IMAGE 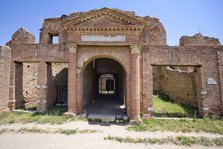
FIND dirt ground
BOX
[0,121,222,149]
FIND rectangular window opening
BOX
[52,36,59,44]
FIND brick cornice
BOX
[62,8,146,31]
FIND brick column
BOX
[217,51,223,115]
[8,62,16,111]
[37,61,48,112]
[65,44,77,116]
[130,44,142,123]
[76,74,83,113]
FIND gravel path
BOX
[0,121,222,149]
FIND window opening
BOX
[98,74,115,95]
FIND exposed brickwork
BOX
[22,63,38,108]
[66,44,77,115]
[142,45,222,117]
[154,66,200,108]
[217,50,223,116]
[36,62,48,112]
[77,46,132,115]
[6,28,35,47]
[180,33,221,46]
[0,46,11,111]
[1,8,222,119]
[130,45,141,121]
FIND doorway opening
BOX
[152,65,201,117]
[83,58,126,116]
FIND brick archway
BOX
[76,50,131,115]
[81,57,127,115]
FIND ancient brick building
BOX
[0,8,223,120]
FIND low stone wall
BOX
[0,46,11,111]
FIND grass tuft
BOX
[153,92,197,118]
[104,135,223,146]
[128,118,223,134]
[0,127,97,135]
[0,107,86,125]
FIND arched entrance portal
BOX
[82,58,126,115]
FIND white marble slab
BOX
[81,35,126,42]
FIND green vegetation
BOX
[59,128,97,135]
[0,127,97,135]
[128,118,223,134]
[0,107,86,125]
[104,135,223,146]
[153,92,197,118]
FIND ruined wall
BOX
[155,66,200,107]
[23,63,38,108]
[0,46,11,111]
[143,17,166,45]
[6,28,35,47]
[142,45,223,117]
[180,33,221,46]
[20,63,68,109]
[152,66,161,91]
[217,50,223,116]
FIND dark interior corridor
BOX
[83,58,126,115]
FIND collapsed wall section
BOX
[22,63,38,108]
[0,46,11,111]
[153,66,200,107]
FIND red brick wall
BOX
[142,45,223,117]
[0,46,11,111]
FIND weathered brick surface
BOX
[22,63,38,107]
[180,33,221,46]
[0,46,11,111]
[66,44,77,115]
[77,46,132,115]
[217,50,223,115]
[1,8,222,119]
[130,46,141,121]
[36,62,48,112]
[6,28,35,47]
[154,66,200,107]
[142,45,222,116]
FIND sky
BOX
[0,0,222,45]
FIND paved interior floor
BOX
[86,97,126,115]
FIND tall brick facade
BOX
[1,8,223,119]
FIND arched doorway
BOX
[82,58,126,115]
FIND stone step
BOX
[88,114,116,122]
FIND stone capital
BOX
[130,44,141,54]
[67,43,77,53]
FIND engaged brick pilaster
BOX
[8,62,16,111]
[37,61,48,112]
[142,62,153,118]
[130,44,142,123]
[217,51,223,115]
[76,74,83,113]
[66,44,77,116]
